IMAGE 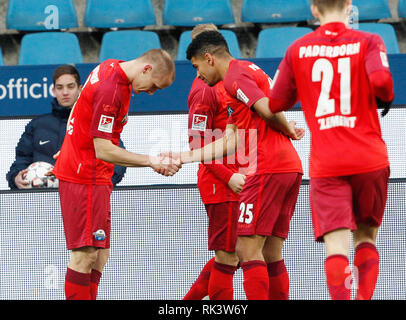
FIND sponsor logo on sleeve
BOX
[98,115,114,133]
[192,114,208,131]
[380,51,389,68]
[236,88,249,105]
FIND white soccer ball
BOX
[24,161,59,188]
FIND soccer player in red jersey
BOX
[267,0,394,300]
[183,24,246,300]
[53,49,181,300]
[170,31,304,300]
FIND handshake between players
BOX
[154,119,305,177]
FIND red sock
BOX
[354,242,379,300]
[208,261,237,300]
[65,268,91,300]
[241,260,269,300]
[90,269,102,300]
[183,257,215,300]
[267,260,289,300]
[324,255,351,300]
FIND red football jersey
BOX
[54,59,131,185]
[188,77,240,204]
[269,22,392,178]
[223,59,303,176]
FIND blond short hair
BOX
[139,49,175,82]
[191,23,219,39]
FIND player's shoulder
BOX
[225,59,253,85]
[350,28,384,45]
[100,58,122,68]
[288,29,317,48]
[97,59,124,80]
[188,77,218,108]
[190,77,207,91]
[229,59,253,73]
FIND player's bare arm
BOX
[94,137,181,176]
[253,97,305,140]
[180,124,238,164]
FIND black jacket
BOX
[6,99,127,189]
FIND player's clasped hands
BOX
[287,121,305,140]
[228,173,246,194]
[151,152,182,176]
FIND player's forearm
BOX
[369,70,394,102]
[181,129,237,164]
[266,112,292,136]
[253,98,292,135]
[94,138,152,168]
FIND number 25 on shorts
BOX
[239,202,253,224]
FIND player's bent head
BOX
[191,23,218,40]
[186,31,230,61]
[311,0,350,16]
[139,49,176,89]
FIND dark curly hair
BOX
[186,31,230,61]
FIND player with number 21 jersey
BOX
[268,13,394,301]
[269,22,393,178]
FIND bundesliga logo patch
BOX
[98,115,114,133]
[192,114,207,131]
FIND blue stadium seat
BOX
[357,23,400,54]
[99,31,161,62]
[6,0,78,31]
[19,32,83,65]
[177,30,241,60]
[351,0,392,21]
[256,27,313,58]
[84,0,156,28]
[242,0,313,24]
[399,0,406,18]
[162,0,234,27]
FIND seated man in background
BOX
[6,65,127,189]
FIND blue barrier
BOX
[0,55,405,117]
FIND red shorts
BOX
[237,173,302,238]
[310,166,390,242]
[205,201,239,252]
[59,180,112,250]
